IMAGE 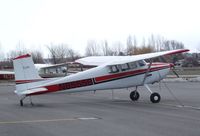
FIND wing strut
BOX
[142,59,153,85]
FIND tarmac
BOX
[0,82,200,136]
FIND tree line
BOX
[85,35,185,56]
[0,35,186,68]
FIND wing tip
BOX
[166,49,190,56]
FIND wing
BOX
[75,49,189,66]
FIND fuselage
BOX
[21,61,172,96]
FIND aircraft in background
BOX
[35,63,69,78]
[0,63,69,80]
[0,70,15,80]
[13,49,189,106]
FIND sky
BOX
[0,0,200,57]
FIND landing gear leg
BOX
[20,99,23,106]
[20,96,26,107]
[144,84,161,103]
[29,96,34,106]
[130,87,140,101]
[20,97,26,107]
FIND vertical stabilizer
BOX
[13,54,41,82]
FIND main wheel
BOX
[130,91,140,101]
[150,92,161,103]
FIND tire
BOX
[130,91,140,101]
[150,92,161,103]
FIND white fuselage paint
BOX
[17,63,171,96]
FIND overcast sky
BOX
[0,0,200,56]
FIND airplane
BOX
[0,63,69,80]
[13,49,189,106]
[35,63,69,78]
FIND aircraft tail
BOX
[13,54,43,95]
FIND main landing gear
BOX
[20,97,26,106]
[130,87,140,101]
[129,85,161,103]
[20,96,34,107]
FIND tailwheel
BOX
[150,92,161,103]
[130,91,140,101]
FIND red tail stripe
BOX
[13,54,31,60]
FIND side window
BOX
[120,63,130,71]
[138,60,146,67]
[108,65,119,73]
[129,62,137,69]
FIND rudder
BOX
[13,54,41,82]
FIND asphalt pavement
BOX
[0,82,200,136]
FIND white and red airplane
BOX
[13,49,189,106]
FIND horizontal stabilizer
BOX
[15,87,48,95]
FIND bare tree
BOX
[147,34,156,51]
[85,40,101,56]
[46,44,69,64]
[155,35,165,51]
[3,42,29,68]
[163,40,184,50]
[67,48,80,61]
[126,35,134,55]
[30,50,44,63]
[126,35,137,55]
[112,41,125,56]
[46,43,79,63]
[6,41,28,59]
[101,40,113,56]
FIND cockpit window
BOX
[129,62,137,69]
[108,65,119,73]
[138,60,146,67]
